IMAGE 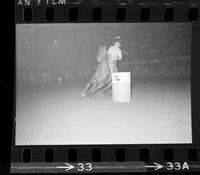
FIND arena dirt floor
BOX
[15,77,192,145]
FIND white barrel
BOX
[112,72,131,103]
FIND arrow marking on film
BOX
[188,164,200,168]
[56,163,74,171]
[145,162,163,171]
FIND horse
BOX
[81,46,112,97]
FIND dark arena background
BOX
[16,23,191,145]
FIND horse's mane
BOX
[94,45,111,82]
[97,45,108,62]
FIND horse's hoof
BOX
[81,92,86,97]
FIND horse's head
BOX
[97,45,108,62]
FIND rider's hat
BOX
[114,36,121,46]
[114,36,120,41]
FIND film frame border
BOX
[12,0,200,173]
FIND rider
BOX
[107,40,122,73]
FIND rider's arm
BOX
[116,49,122,60]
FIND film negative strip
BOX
[11,0,200,173]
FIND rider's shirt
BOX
[107,45,122,73]
[107,45,122,63]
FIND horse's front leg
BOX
[82,81,94,97]
[89,82,99,97]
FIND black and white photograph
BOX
[16,23,192,145]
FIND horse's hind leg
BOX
[102,81,112,96]
[91,82,107,97]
